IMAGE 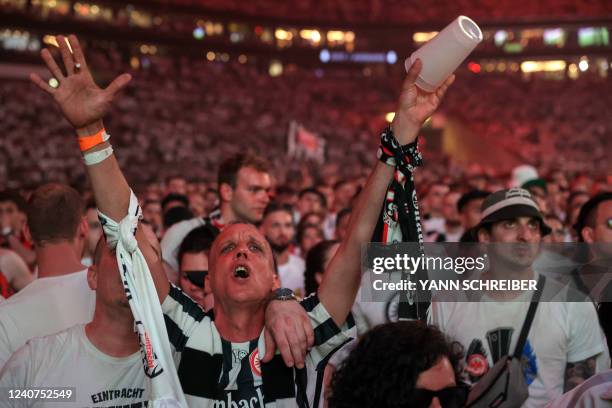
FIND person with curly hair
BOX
[328,321,466,408]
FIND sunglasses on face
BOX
[182,271,207,288]
[412,385,468,408]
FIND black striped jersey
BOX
[162,284,354,407]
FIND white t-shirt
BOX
[444,228,465,243]
[548,370,612,408]
[0,270,95,369]
[0,324,147,408]
[424,216,446,235]
[278,254,305,296]
[160,218,207,272]
[429,294,609,407]
[323,213,336,240]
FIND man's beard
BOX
[268,238,290,254]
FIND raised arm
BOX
[318,61,454,326]
[30,35,169,301]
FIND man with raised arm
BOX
[31,34,453,407]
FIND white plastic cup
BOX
[405,15,483,92]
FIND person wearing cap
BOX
[572,191,612,358]
[430,188,609,407]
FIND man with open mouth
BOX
[29,34,453,407]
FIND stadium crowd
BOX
[0,33,610,408]
[1,50,610,191]
[5,0,611,26]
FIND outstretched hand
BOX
[391,58,455,145]
[30,34,131,132]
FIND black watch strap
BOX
[271,288,297,301]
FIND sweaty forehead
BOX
[216,223,265,245]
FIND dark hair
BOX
[574,191,612,242]
[297,223,324,248]
[298,212,324,228]
[165,175,186,185]
[304,240,338,295]
[163,206,194,229]
[263,202,294,219]
[177,225,219,270]
[0,190,27,211]
[545,213,563,224]
[26,183,85,246]
[217,152,270,189]
[328,321,463,408]
[298,188,327,209]
[335,207,352,228]
[276,185,295,197]
[161,193,189,212]
[567,191,590,211]
[333,179,350,191]
[457,190,490,213]
[85,198,97,211]
[143,199,161,211]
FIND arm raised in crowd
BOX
[318,60,454,326]
[30,35,168,299]
[31,35,317,366]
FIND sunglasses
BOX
[412,385,468,408]
[182,270,207,288]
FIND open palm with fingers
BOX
[392,58,455,145]
[30,34,131,130]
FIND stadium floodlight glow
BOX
[327,31,345,42]
[413,32,438,44]
[520,60,566,73]
[385,112,395,123]
[386,51,397,64]
[299,29,322,43]
[193,27,205,40]
[311,30,321,43]
[275,28,292,41]
[344,31,355,42]
[494,30,508,46]
[319,49,331,63]
[568,63,579,79]
[579,59,589,71]
[269,60,283,77]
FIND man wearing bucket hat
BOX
[430,188,609,407]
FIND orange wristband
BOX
[78,129,110,152]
